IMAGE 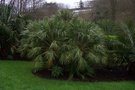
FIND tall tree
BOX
[79,0,84,9]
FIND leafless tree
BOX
[24,2,67,20]
[0,0,5,4]
[90,0,135,22]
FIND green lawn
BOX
[0,61,135,90]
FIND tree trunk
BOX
[110,0,117,21]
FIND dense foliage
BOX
[19,10,107,79]
[0,5,135,80]
[0,4,27,59]
[97,20,135,70]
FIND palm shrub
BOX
[0,4,14,59]
[97,20,135,71]
[0,4,27,59]
[19,10,107,79]
[96,20,124,69]
[0,22,10,58]
[119,21,135,71]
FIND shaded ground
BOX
[0,60,135,90]
[34,68,135,82]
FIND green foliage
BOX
[97,20,135,70]
[0,4,27,59]
[0,23,10,57]
[19,10,107,79]
[51,66,63,78]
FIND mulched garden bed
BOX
[33,69,135,82]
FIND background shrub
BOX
[0,4,28,59]
[97,20,135,71]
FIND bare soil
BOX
[33,69,135,82]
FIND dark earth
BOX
[33,68,135,82]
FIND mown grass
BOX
[0,60,135,90]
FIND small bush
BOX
[51,66,63,78]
